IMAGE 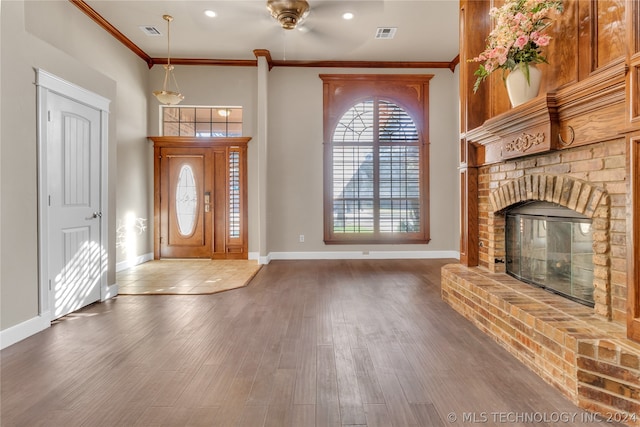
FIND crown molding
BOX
[70,0,153,68]
[70,0,459,71]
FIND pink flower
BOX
[514,35,529,49]
[534,34,551,46]
[491,46,509,65]
[470,0,563,93]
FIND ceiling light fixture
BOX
[153,14,184,105]
[266,0,310,30]
[342,12,354,20]
[204,10,216,18]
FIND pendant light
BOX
[153,14,184,105]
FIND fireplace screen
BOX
[505,202,594,306]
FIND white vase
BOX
[505,64,542,107]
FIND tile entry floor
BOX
[117,259,262,295]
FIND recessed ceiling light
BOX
[204,10,217,18]
[342,12,354,20]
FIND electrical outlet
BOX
[299,234,305,243]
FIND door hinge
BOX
[48,195,51,206]
[49,279,52,291]
[48,111,51,122]
[160,236,163,243]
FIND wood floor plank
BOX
[1,259,605,427]
[316,402,342,427]
[293,317,317,405]
[376,371,419,427]
[363,404,392,427]
[352,348,386,405]
[185,406,221,427]
[333,323,367,425]
[235,404,268,427]
[316,345,339,406]
[410,403,445,427]
[292,404,316,427]
[263,403,293,427]
[247,340,284,405]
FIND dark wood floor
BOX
[1,259,593,426]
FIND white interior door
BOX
[47,93,103,319]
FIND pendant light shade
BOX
[153,15,184,105]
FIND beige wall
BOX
[1,0,149,331]
[266,67,460,255]
[1,0,460,338]
[147,65,260,253]
[149,65,460,258]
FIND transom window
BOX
[161,106,243,137]
[321,74,432,244]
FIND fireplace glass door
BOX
[506,202,594,306]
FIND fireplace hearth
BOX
[505,201,594,307]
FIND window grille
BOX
[162,106,243,137]
[331,99,421,236]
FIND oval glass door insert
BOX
[175,164,198,236]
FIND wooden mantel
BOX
[465,58,628,166]
[466,93,560,164]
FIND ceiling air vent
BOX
[139,25,162,36]
[375,27,397,39]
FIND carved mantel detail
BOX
[504,132,545,153]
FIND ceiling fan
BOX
[266,0,310,30]
[261,0,385,60]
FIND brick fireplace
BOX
[454,1,640,422]
[488,172,609,316]
[442,137,640,423]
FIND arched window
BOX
[321,74,432,244]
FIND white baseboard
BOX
[0,314,51,350]
[249,252,271,265]
[115,252,154,272]
[260,250,460,262]
[102,283,119,300]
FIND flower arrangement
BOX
[470,0,563,93]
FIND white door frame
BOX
[36,69,111,321]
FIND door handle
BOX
[86,212,102,220]
[204,192,211,213]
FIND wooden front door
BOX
[159,147,212,258]
[153,137,250,259]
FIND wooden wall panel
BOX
[544,0,579,89]
[594,0,627,68]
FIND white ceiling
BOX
[82,0,460,64]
